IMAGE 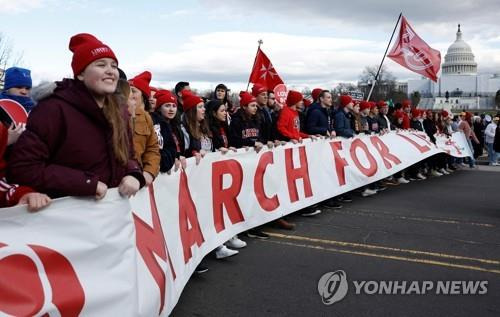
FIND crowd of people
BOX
[1,33,500,274]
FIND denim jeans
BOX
[466,138,475,167]
[486,143,498,164]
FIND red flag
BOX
[248,47,284,90]
[388,16,441,82]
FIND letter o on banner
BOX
[349,139,377,177]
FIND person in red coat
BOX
[7,33,145,199]
[277,90,310,142]
[401,100,411,129]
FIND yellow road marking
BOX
[265,239,500,275]
[333,209,496,228]
[264,232,500,265]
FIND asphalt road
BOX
[172,166,500,317]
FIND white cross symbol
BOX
[259,63,278,80]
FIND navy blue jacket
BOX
[334,109,354,138]
[305,103,332,135]
[151,112,177,173]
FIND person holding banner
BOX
[7,33,145,199]
[229,92,266,150]
[305,90,335,137]
[0,117,51,210]
[458,112,479,168]
[150,90,177,173]
[129,71,161,186]
[252,84,274,146]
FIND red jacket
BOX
[277,106,308,140]
[0,124,33,207]
[7,79,145,198]
[402,113,411,130]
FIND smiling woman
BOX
[7,33,146,200]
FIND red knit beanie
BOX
[360,100,370,111]
[129,71,152,98]
[286,90,303,107]
[339,95,353,107]
[155,89,177,108]
[251,84,267,97]
[377,100,387,108]
[394,110,404,120]
[69,33,118,76]
[411,108,421,118]
[441,110,449,118]
[303,98,312,108]
[311,88,323,102]
[402,99,411,108]
[239,91,256,107]
[182,90,203,112]
[370,102,378,110]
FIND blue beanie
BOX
[4,67,32,91]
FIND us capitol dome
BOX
[441,25,477,75]
[407,24,500,110]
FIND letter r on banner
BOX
[212,160,245,233]
[370,136,401,169]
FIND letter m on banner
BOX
[387,15,441,82]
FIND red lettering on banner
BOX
[445,139,462,154]
[350,139,378,177]
[285,146,313,202]
[179,171,205,263]
[212,160,245,233]
[0,243,85,317]
[370,136,402,169]
[133,185,177,314]
[397,133,431,153]
[410,132,434,147]
[329,141,349,186]
[254,151,280,211]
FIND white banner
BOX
[0,131,472,316]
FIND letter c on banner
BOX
[254,151,280,212]
[350,139,377,177]
[0,242,85,317]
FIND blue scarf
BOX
[0,91,35,113]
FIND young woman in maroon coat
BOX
[7,33,145,199]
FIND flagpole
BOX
[246,39,263,91]
[367,12,402,101]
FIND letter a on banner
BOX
[179,171,205,263]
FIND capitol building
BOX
[407,25,500,110]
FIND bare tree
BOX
[410,91,421,107]
[358,65,396,101]
[0,33,24,83]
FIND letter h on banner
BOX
[284,146,313,203]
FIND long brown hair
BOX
[183,105,211,140]
[103,92,130,166]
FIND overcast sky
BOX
[1,0,499,92]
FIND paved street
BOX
[172,166,500,317]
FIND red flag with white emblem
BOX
[387,16,441,82]
[248,47,284,90]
